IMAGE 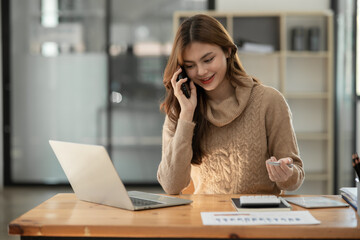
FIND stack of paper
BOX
[340,187,357,210]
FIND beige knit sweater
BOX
[157,76,304,195]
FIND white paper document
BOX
[201,211,320,225]
[284,196,349,208]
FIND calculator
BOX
[239,195,281,207]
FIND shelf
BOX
[285,51,329,58]
[238,52,280,57]
[233,16,280,51]
[284,92,329,99]
[284,10,333,16]
[295,132,328,140]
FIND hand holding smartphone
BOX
[176,67,191,98]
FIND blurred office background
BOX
[0,0,359,189]
[0,0,358,200]
[2,0,208,186]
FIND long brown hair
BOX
[160,14,252,165]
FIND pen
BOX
[278,197,292,209]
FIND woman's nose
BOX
[197,65,208,76]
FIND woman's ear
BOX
[227,47,232,58]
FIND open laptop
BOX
[49,140,192,211]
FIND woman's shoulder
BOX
[255,84,286,103]
[253,84,290,116]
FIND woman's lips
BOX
[199,74,215,84]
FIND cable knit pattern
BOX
[193,84,267,194]
[157,78,304,195]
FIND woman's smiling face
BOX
[182,42,229,92]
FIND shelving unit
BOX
[174,11,334,194]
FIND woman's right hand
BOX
[171,68,197,122]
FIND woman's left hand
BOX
[266,156,294,183]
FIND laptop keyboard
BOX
[130,197,162,206]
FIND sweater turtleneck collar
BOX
[205,76,254,127]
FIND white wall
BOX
[216,0,330,12]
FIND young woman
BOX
[157,14,304,194]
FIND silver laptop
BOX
[49,140,192,211]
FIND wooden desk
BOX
[8,193,360,239]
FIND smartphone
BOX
[176,67,191,98]
[267,162,294,168]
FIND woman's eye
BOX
[204,57,214,63]
[184,65,193,69]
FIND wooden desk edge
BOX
[8,193,360,239]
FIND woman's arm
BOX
[264,87,305,191]
[157,116,196,194]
